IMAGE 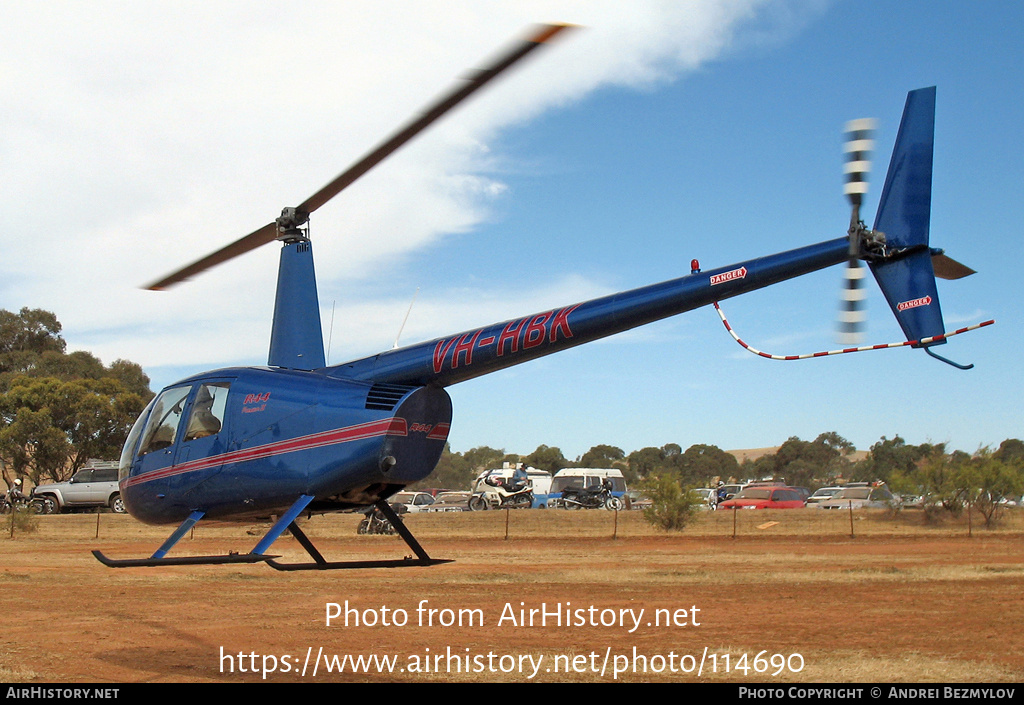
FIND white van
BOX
[471,464,553,508]
[549,468,627,508]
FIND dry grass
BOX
[1,507,1022,683]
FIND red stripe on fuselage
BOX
[124,417,408,488]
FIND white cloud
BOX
[0,0,824,380]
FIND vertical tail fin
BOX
[868,87,946,348]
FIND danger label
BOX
[710,267,747,286]
[897,295,933,311]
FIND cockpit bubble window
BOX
[119,396,156,479]
[138,385,192,455]
[184,382,230,441]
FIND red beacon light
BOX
[690,259,701,274]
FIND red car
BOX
[716,487,806,510]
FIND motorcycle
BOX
[356,505,398,535]
[559,480,622,511]
[469,475,534,510]
[1,493,44,515]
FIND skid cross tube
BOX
[266,500,452,571]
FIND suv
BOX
[32,464,125,514]
[817,483,897,510]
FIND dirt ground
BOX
[1,508,1022,683]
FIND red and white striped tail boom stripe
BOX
[712,301,994,361]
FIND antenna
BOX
[326,300,336,365]
[393,288,420,349]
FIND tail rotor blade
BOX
[838,118,876,344]
[843,118,876,215]
[838,259,867,345]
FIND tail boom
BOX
[328,238,850,387]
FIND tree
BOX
[524,444,568,474]
[994,439,1024,468]
[627,446,666,480]
[0,308,66,380]
[858,436,943,484]
[889,449,963,520]
[0,376,147,484]
[421,443,473,490]
[578,444,625,469]
[961,449,1024,527]
[674,444,739,486]
[463,446,515,474]
[752,432,856,488]
[0,308,152,488]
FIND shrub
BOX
[4,506,39,537]
[638,473,702,531]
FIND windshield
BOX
[733,489,771,500]
[119,396,158,480]
[836,488,871,500]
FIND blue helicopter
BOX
[94,24,982,571]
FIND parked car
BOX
[806,486,844,505]
[900,494,926,509]
[789,486,811,502]
[624,489,652,511]
[716,487,806,510]
[423,491,472,512]
[717,483,744,501]
[389,491,435,513]
[32,464,125,514]
[817,484,897,510]
[418,488,455,498]
[692,487,718,510]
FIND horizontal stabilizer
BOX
[931,253,976,280]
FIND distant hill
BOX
[726,447,869,464]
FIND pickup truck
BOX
[32,465,125,514]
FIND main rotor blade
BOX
[146,23,572,291]
[299,23,573,215]
[145,222,277,290]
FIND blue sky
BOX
[2,1,1020,460]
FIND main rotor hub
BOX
[276,207,310,243]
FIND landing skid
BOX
[92,498,451,571]
[266,500,453,571]
[92,550,276,568]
